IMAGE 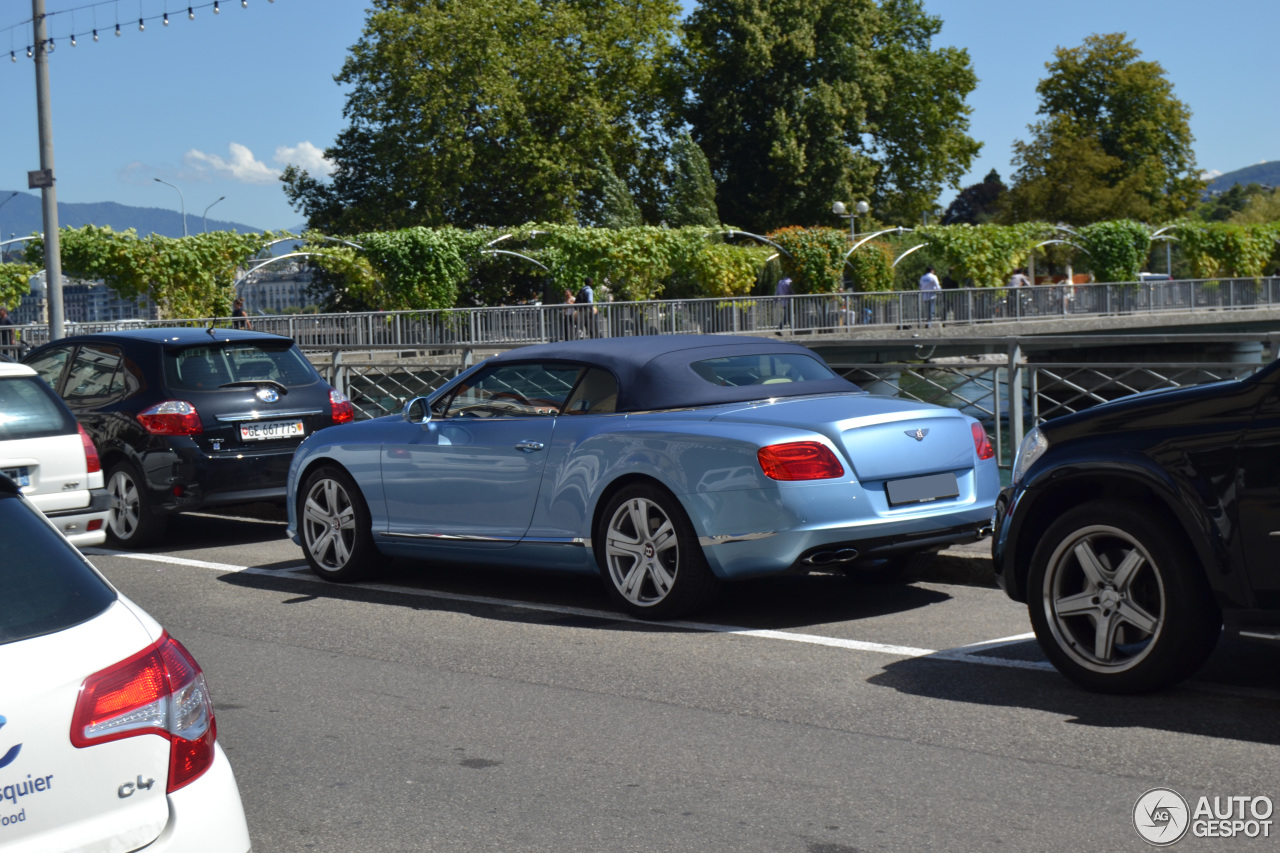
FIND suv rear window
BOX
[0,375,78,440]
[690,353,838,387]
[0,491,116,645]
[163,342,319,392]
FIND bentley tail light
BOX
[329,388,355,425]
[758,441,845,480]
[71,634,218,792]
[971,423,995,460]
[137,401,203,436]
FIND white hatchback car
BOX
[0,362,110,546]
[0,474,251,852]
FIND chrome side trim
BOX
[379,531,519,543]
[378,532,590,546]
[698,531,779,546]
[217,409,324,423]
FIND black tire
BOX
[105,461,168,548]
[1027,501,1220,694]
[298,465,379,582]
[595,483,719,619]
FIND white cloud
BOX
[1200,169,1223,180]
[184,143,279,185]
[274,141,335,177]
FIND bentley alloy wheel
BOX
[597,483,718,619]
[300,466,377,582]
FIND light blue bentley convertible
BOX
[286,336,999,618]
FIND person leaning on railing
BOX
[0,306,15,357]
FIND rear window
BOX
[690,353,838,387]
[0,491,116,646]
[163,342,319,392]
[0,375,78,440]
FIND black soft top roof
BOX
[484,335,860,411]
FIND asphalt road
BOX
[83,509,1280,853]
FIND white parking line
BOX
[83,549,1049,672]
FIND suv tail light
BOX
[329,388,355,425]
[137,401,203,436]
[758,441,845,480]
[71,634,217,792]
[77,424,101,474]
[971,423,995,460]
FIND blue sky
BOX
[0,0,1273,233]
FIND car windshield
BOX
[0,491,116,645]
[690,353,838,387]
[164,342,318,392]
[0,375,77,440]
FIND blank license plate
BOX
[2,466,30,487]
[886,472,959,507]
[240,420,305,441]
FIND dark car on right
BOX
[24,327,354,546]
[994,360,1280,693]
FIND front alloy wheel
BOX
[1028,501,1219,693]
[300,466,376,582]
[598,484,717,619]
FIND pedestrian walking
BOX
[918,266,941,327]
[0,306,15,353]
[775,276,794,333]
[576,277,598,338]
[232,297,252,330]
[561,288,577,340]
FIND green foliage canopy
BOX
[1004,33,1201,225]
[663,132,720,228]
[1172,222,1280,279]
[916,223,1053,288]
[681,0,979,233]
[1077,220,1152,283]
[283,0,681,233]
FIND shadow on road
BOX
[868,636,1280,745]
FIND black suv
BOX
[24,328,354,546]
[994,362,1280,693]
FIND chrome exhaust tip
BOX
[802,549,859,566]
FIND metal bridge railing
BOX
[6,277,1280,350]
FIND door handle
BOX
[514,441,544,453]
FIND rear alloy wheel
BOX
[299,466,378,582]
[597,484,718,619]
[1028,501,1220,694]
[105,461,167,548]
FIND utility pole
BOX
[31,0,64,339]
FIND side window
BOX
[442,363,584,418]
[63,346,125,402]
[25,347,72,393]
[562,368,619,415]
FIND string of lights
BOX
[5,0,274,64]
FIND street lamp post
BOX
[153,178,187,237]
[0,192,16,261]
[202,195,226,233]
[831,200,871,242]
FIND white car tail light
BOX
[136,401,203,436]
[78,423,102,473]
[70,634,218,792]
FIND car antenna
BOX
[206,324,218,340]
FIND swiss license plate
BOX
[1,466,30,487]
[240,420,305,441]
[886,472,959,507]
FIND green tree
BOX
[580,153,644,229]
[1196,183,1271,222]
[680,0,978,233]
[942,169,1007,225]
[283,0,681,232]
[663,132,720,228]
[1003,33,1202,225]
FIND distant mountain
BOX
[1206,162,1280,194]
[0,190,268,242]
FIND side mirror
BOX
[402,397,432,424]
